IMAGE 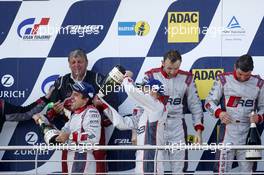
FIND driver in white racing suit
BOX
[100,71,168,174]
[143,50,204,173]
[205,54,264,174]
[55,82,101,175]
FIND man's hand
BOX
[52,101,64,114]
[250,114,260,123]
[194,129,202,144]
[45,86,55,100]
[55,132,70,143]
[125,70,133,78]
[93,95,104,108]
[32,113,42,124]
[219,111,232,124]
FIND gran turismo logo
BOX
[17,17,51,40]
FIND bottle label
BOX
[245,149,262,159]
[250,122,257,128]
[44,129,59,144]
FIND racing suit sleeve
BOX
[100,97,138,130]
[186,80,204,131]
[61,120,71,134]
[256,83,264,123]
[3,96,50,122]
[122,77,164,112]
[204,79,224,118]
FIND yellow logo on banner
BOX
[192,69,224,100]
[168,12,199,43]
[134,21,150,36]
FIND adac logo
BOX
[226,16,241,29]
[192,69,224,100]
[118,21,150,36]
[41,74,60,94]
[17,17,52,40]
[167,12,199,43]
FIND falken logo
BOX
[226,16,241,29]
[17,17,52,40]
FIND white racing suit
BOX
[144,67,204,173]
[205,72,264,174]
[102,77,168,174]
[61,105,101,175]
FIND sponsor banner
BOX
[193,69,224,100]
[168,12,199,43]
[118,21,150,36]
[0,0,264,174]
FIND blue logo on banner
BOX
[41,74,60,94]
[227,16,241,29]
[118,22,136,35]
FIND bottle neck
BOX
[250,122,257,128]
[38,118,45,126]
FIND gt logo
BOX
[137,126,145,135]
[167,97,181,105]
[227,96,254,107]
[1,74,14,87]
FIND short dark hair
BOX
[68,48,88,62]
[235,54,254,72]
[163,50,182,63]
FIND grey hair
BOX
[68,49,88,62]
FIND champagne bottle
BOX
[37,117,59,144]
[99,65,126,97]
[245,117,262,160]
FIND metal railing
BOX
[0,144,264,175]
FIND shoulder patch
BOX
[87,105,99,113]
[217,73,227,85]
[145,68,160,78]
[257,77,264,88]
[178,69,192,76]
[178,70,192,86]
[185,74,193,86]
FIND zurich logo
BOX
[226,16,241,29]
[1,74,14,87]
[41,74,60,94]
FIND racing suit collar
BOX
[233,70,239,81]
[74,105,87,114]
[157,95,169,105]
[160,66,177,79]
